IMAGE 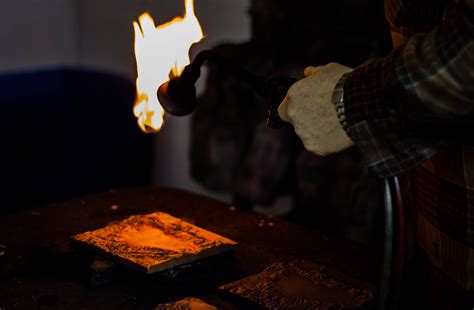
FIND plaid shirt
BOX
[337,0,474,296]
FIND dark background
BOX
[0,0,391,233]
[0,69,153,210]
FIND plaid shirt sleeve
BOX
[336,1,474,178]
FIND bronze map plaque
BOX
[220,261,374,309]
[154,297,217,310]
[73,212,237,274]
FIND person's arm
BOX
[279,1,473,177]
[339,1,473,177]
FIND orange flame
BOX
[133,0,203,133]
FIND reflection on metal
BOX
[378,177,395,309]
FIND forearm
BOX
[337,2,473,177]
[397,4,473,120]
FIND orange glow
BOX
[133,0,203,133]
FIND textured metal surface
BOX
[221,260,374,309]
[73,212,237,274]
[154,297,217,309]
[0,187,377,309]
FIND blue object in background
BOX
[0,68,153,212]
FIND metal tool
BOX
[157,49,296,128]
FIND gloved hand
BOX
[278,63,354,156]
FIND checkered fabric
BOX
[337,0,474,294]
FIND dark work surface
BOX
[0,187,379,309]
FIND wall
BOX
[77,0,251,199]
[0,0,78,72]
[77,0,251,78]
[0,0,251,200]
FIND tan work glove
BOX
[278,63,354,156]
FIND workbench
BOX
[0,187,378,309]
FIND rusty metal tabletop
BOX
[0,187,379,309]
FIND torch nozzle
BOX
[156,49,296,128]
[157,77,197,116]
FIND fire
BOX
[133,0,203,133]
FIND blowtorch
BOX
[157,49,296,129]
[156,48,402,309]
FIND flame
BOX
[133,0,203,133]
